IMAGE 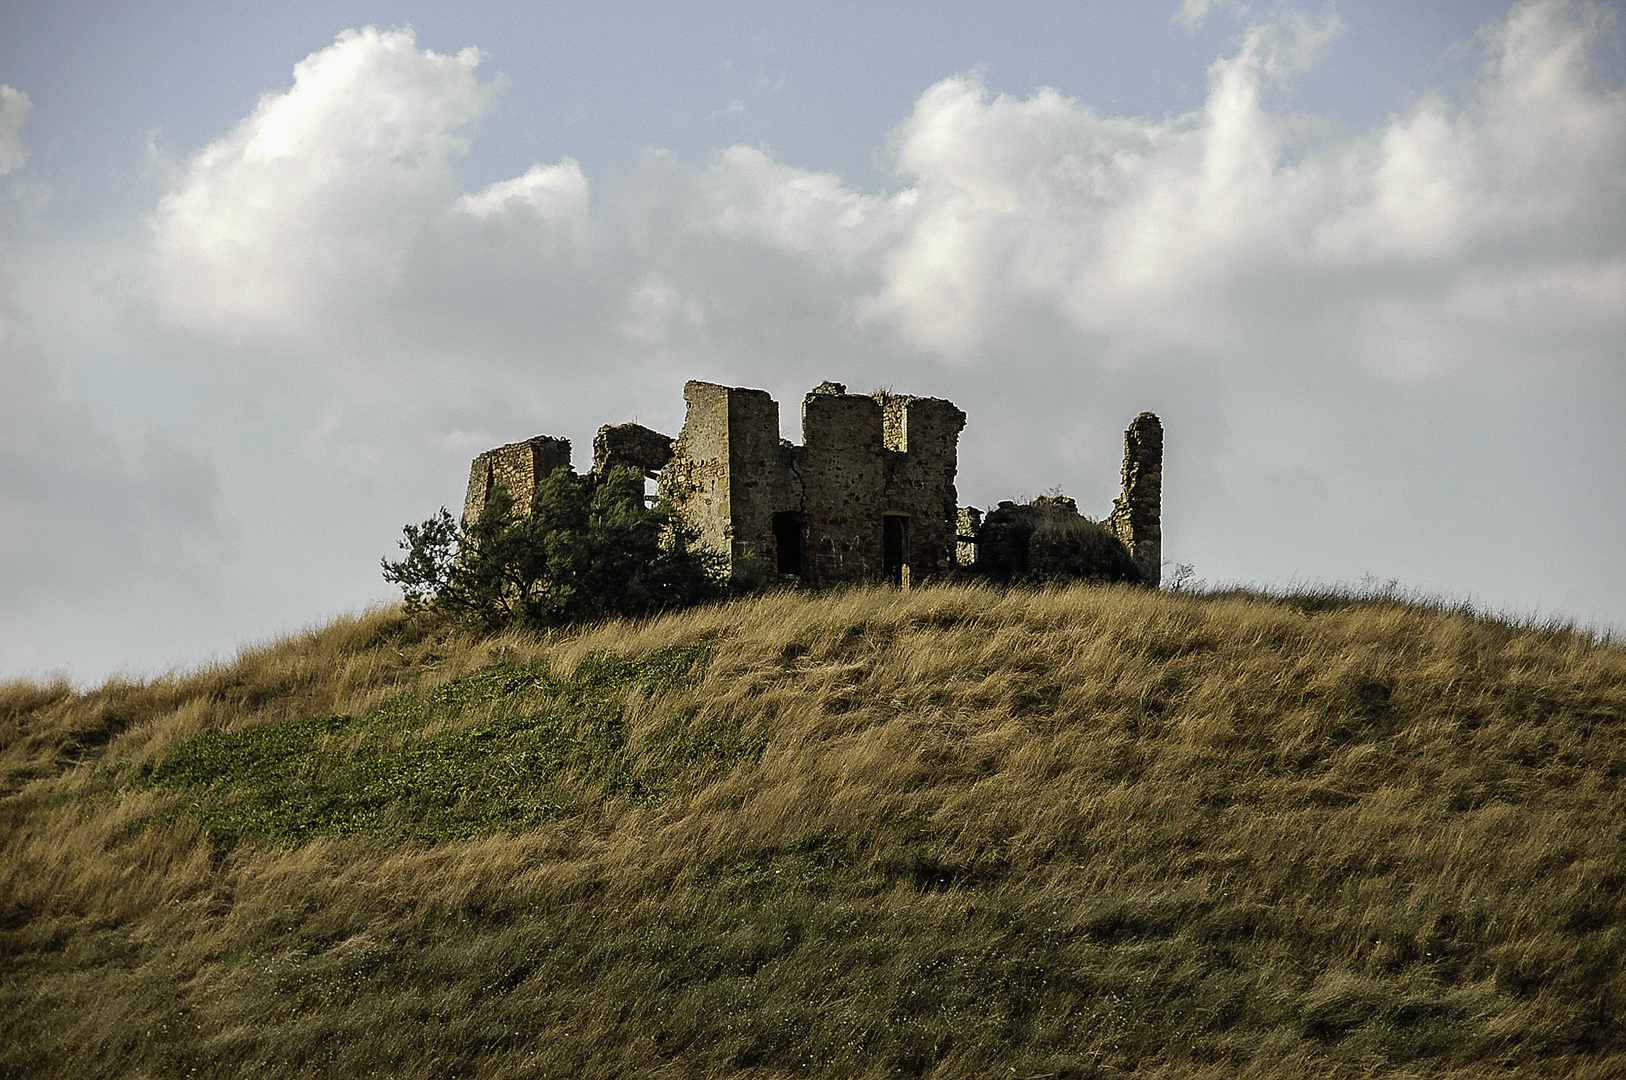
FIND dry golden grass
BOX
[2,583,1623,1078]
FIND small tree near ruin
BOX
[383,467,724,630]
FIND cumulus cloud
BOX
[455,159,589,227]
[133,1,1623,408]
[146,27,574,344]
[699,146,910,268]
[147,27,488,335]
[147,3,1623,386]
[1172,0,1248,36]
[1318,3,1623,262]
[695,0,1621,380]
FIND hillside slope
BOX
[2,584,1624,1078]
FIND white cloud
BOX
[455,159,589,228]
[146,27,495,337]
[135,2,1623,390]
[1171,0,1249,37]
[123,0,1622,468]
[707,0,1622,378]
[701,146,909,268]
[0,85,30,175]
[621,278,708,345]
[1315,2,1624,265]
[145,26,599,372]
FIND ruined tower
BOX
[1106,412,1164,586]
[659,382,791,574]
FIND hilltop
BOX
[2,583,1623,1078]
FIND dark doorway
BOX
[772,511,806,575]
[883,514,909,586]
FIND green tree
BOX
[382,467,724,630]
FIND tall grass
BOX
[2,584,1623,1078]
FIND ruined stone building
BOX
[462,379,1162,588]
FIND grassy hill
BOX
[2,583,1623,1078]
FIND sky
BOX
[1,0,1622,684]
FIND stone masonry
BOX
[462,381,1162,590]
[463,436,572,524]
[592,422,674,480]
[1105,412,1164,586]
[660,380,967,587]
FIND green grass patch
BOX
[138,645,734,844]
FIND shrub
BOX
[383,467,724,630]
[974,495,1143,584]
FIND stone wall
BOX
[461,383,1157,593]
[661,383,735,563]
[592,423,673,480]
[657,380,964,587]
[802,388,887,583]
[877,393,967,580]
[956,506,984,568]
[727,386,795,571]
[660,382,799,573]
[1106,412,1164,586]
[973,495,1141,583]
[463,436,572,523]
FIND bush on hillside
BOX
[382,466,724,630]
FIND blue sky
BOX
[2,1,1622,682]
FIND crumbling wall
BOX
[802,386,886,583]
[655,379,965,587]
[956,507,983,568]
[592,423,673,480]
[660,383,734,563]
[973,494,1142,583]
[660,382,793,574]
[460,382,1154,595]
[1106,412,1164,586]
[726,387,793,571]
[972,502,1034,579]
[875,391,966,581]
[463,436,572,523]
